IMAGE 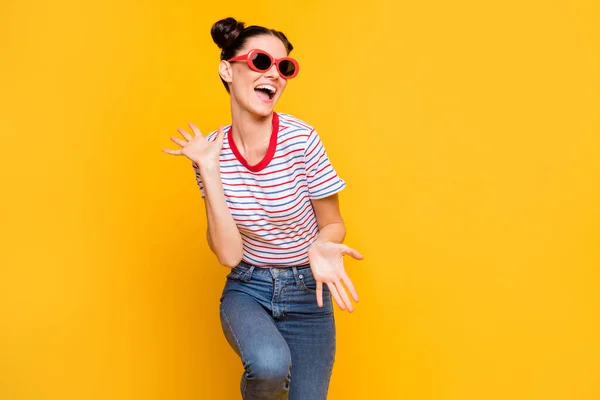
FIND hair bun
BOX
[211,17,245,50]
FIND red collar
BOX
[228,112,279,172]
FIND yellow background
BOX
[1,0,599,399]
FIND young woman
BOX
[163,17,363,400]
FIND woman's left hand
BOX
[307,240,364,312]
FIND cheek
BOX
[233,66,262,84]
[231,76,250,99]
[279,80,288,94]
[233,73,263,97]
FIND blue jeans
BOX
[219,261,336,400]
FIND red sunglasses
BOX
[227,49,299,79]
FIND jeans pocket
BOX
[297,270,330,294]
[226,265,243,280]
[226,263,253,282]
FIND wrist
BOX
[197,160,220,175]
[310,239,326,249]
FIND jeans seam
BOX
[241,373,248,398]
[221,307,249,397]
[221,307,245,361]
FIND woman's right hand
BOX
[162,123,225,168]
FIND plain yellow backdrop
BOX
[1,0,599,399]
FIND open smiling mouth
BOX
[254,84,276,102]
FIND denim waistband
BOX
[231,260,312,282]
[239,260,312,270]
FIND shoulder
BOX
[276,112,318,149]
[276,112,315,134]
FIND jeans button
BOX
[299,274,303,279]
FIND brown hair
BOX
[211,17,294,92]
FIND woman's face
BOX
[221,35,289,118]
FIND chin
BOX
[248,96,279,118]
[251,106,275,118]
[233,87,282,118]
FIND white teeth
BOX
[255,84,276,94]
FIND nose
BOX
[264,63,280,79]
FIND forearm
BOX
[313,221,346,244]
[200,164,243,267]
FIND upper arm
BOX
[304,129,346,200]
[310,193,345,231]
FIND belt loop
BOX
[242,265,255,282]
[291,266,300,285]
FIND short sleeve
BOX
[192,161,205,198]
[190,128,223,198]
[304,129,346,199]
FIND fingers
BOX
[340,271,359,303]
[319,279,359,313]
[342,245,364,260]
[170,136,187,148]
[162,148,182,155]
[215,126,225,145]
[316,281,324,308]
[335,280,354,312]
[165,123,223,160]
[163,132,188,156]
[323,242,364,261]
[327,278,358,312]
[327,283,346,311]
[187,122,202,138]
[177,127,193,141]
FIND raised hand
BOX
[163,123,224,168]
[307,240,364,312]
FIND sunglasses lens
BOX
[278,60,296,77]
[251,53,272,71]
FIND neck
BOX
[230,100,273,152]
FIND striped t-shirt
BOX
[192,112,345,267]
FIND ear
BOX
[219,60,233,84]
